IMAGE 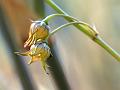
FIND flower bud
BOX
[30,42,51,59]
[24,21,49,47]
[16,42,51,72]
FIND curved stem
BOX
[45,0,120,61]
[49,22,86,37]
[43,14,97,39]
[45,0,94,38]
[42,14,78,23]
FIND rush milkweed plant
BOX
[16,0,120,74]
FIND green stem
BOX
[45,0,120,61]
[45,0,68,15]
[45,0,96,39]
[49,22,87,37]
[43,14,97,39]
[42,14,78,23]
[48,21,120,61]
[94,36,120,61]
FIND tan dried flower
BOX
[24,21,49,47]
[16,42,51,72]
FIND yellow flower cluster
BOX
[16,21,51,72]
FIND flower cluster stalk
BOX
[45,0,120,61]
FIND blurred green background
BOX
[0,0,120,90]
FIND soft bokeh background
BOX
[0,0,120,90]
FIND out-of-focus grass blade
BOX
[33,0,45,18]
[0,6,36,90]
[48,41,71,90]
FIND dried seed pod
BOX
[15,42,51,72]
[24,21,49,47]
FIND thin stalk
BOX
[43,14,98,39]
[45,0,120,61]
[49,22,86,37]
[45,0,68,15]
[42,14,78,22]
[94,36,120,61]
[45,0,98,39]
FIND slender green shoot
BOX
[42,14,78,23]
[45,0,120,61]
